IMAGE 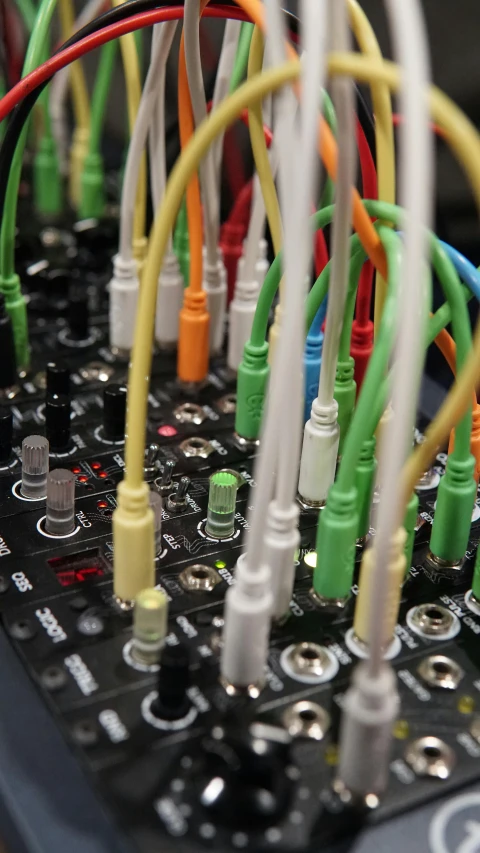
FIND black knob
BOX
[0,408,13,464]
[152,643,191,721]
[195,720,293,828]
[103,383,127,441]
[46,362,70,397]
[45,393,71,451]
[0,295,16,390]
[68,284,90,341]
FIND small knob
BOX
[0,294,17,389]
[153,643,191,720]
[206,471,238,539]
[132,588,168,666]
[0,407,13,465]
[68,284,90,341]
[45,394,71,451]
[21,435,49,498]
[167,477,190,513]
[46,469,76,535]
[103,383,127,441]
[154,459,175,495]
[46,362,70,397]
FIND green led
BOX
[215,559,227,570]
[206,471,238,539]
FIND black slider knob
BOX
[68,284,90,341]
[46,362,70,397]
[103,383,127,442]
[45,394,71,451]
[153,643,191,721]
[0,407,13,464]
[0,295,17,390]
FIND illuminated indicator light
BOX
[215,560,227,570]
[458,695,475,715]
[77,475,89,483]
[324,744,339,766]
[392,719,410,740]
[303,551,317,569]
[97,501,108,509]
[91,461,102,470]
[57,566,104,587]
[157,424,178,438]
[98,471,108,479]
[72,466,81,474]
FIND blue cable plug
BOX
[304,302,327,422]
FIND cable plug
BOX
[177,288,210,384]
[79,151,106,220]
[228,257,262,372]
[334,356,357,455]
[303,329,323,424]
[312,482,358,605]
[155,250,184,350]
[429,454,476,565]
[254,237,270,284]
[219,220,246,304]
[268,303,282,365]
[112,479,155,605]
[133,236,148,270]
[355,437,377,541]
[350,318,374,394]
[203,247,227,354]
[403,491,419,577]
[449,406,480,487]
[173,198,190,286]
[470,538,480,607]
[33,136,63,219]
[353,527,407,650]
[336,661,399,798]
[298,398,339,507]
[263,500,300,620]
[220,553,273,691]
[235,340,269,441]
[0,273,29,370]
[69,126,90,210]
[109,254,140,354]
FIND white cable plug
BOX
[263,500,300,620]
[228,254,262,371]
[220,555,273,690]
[298,398,339,506]
[254,238,270,286]
[155,251,184,349]
[109,254,140,353]
[203,246,227,354]
[337,662,399,797]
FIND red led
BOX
[97,501,108,509]
[98,471,108,479]
[91,461,102,470]
[157,424,178,438]
[57,566,104,587]
[77,475,89,483]
[72,466,81,474]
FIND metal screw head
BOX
[410,603,455,636]
[405,736,455,779]
[282,701,330,740]
[174,403,206,425]
[286,642,331,678]
[417,655,464,690]
[8,618,36,640]
[179,564,220,593]
[71,718,99,747]
[41,665,68,692]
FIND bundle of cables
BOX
[3,0,480,802]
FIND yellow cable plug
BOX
[113,480,155,605]
[353,527,407,652]
[70,126,90,208]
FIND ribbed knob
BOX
[46,469,75,535]
[21,435,49,498]
[206,470,238,539]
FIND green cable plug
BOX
[355,437,376,540]
[1,273,29,370]
[33,135,63,218]
[429,454,476,564]
[403,491,419,576]
[471,543,480,604]
[334,356,356,455]
[173,199,190,286]
[235,340,269,441]
[79,152,106,220]
[312,483,358,604]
